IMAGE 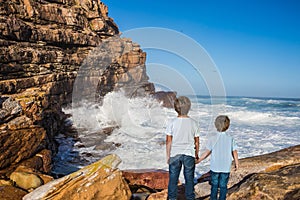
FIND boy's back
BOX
[196,115,239,200]
[166,117,199,157]
[207,132,237,172]
[166,96,199,200]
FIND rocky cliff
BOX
[2,1,298,200]
[0,0,155,193]
[0,0,155,103]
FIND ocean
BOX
[52,92,300,180]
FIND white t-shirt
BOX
[166,117,200,157]
[206,132,237,173]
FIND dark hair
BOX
[174,96,191,115]
[214,115,230,132]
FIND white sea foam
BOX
[225,110,299,126]
[57,93,300,181]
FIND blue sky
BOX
[102,0,300,98]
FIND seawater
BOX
[52,92,300,180]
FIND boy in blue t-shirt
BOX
[196,115,239,200]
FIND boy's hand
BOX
[195,155,199,164]
[235,163,239,171]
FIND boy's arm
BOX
[232,150,239,170]
[194,136,199,160]
[195,149,211,164]
[166,135,172,164]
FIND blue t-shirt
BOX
[166,117,200,157]
[206,132,237,173]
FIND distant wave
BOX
[226,110,299,126]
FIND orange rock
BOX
[122,169,169,190]
[0,185,28,200]
[227,163,300,200]
[90,18,105,31]
[147,185,186,200]
[23,154,131,200]
[0,128,47,169]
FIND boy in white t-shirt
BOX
[166,96,200,200]
[196,115,239,200]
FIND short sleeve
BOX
[190,119,200,137]
[165,120,173,136]
[232,138,238,151]
[194,122,200,137]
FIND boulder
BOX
[228,144,300,188]
[227,163,300,200]
[0,127,47,169]
[147,190,168,200]
[0,87,66,172]
[9,171,44,191]
[153,91,177,108]
[122,169,169,190]
[147,185,186,200]
[23,154,131,200]
[17,149,52,174]
[0,179,12,186]
[0,185,28,200]
[13,165,54,187]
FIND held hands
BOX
[234,163,239,171]
[195,156,202,164]
[195,159,202,164]
[196,150,211,165]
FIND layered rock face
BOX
[96,40,155,98]
[2,1,298,200]
[0,0,155,196]
[72,37,155,103]
[1,0,123,104]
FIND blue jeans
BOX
[210,171,230,200]
[168,154,195,200]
